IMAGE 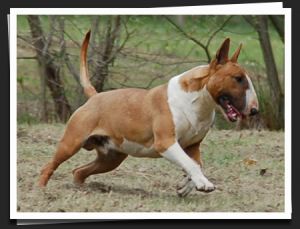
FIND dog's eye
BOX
[234,76,243,83]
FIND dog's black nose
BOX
[249,108,259,116]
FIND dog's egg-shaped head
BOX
[206,38,259,122]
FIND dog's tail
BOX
[80,30,97,98]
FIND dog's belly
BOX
[118,139,161,158]
[116,120,213,157]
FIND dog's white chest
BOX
[167,74,216,148]
[175,113,214,147]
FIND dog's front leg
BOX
[161,142,215,192]
[176,142,204,197]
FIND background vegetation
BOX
[16,15,285,213]
[17,15,284,130]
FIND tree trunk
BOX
[269,15,284,42]
[244,15,284,130]
[256,16,284,130]
[27,15,71,122]
[91,16,121,92]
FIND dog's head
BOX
[205,38,259,122]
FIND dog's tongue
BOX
[226,104,240,122]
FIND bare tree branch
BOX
[17,34,53,58]
[164,16,233,63]
[42,16,56,56]
[164,16,211,61]
[17,56,37,59]
[27,15,72,122]
[205,16,233,48]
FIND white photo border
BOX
[10,2,292,220]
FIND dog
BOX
[39,30,259,197]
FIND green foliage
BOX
[16,15,284,129]
[17,113,39,124]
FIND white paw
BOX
[192,175,215,192]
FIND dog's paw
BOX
[196,180,215,192]
[192,176,216,193]
[176,176,195,197]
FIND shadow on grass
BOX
[62,181,181,199]
[61,180,219,203]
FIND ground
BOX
[16,124,284,212]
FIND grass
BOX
[17,124,284,212]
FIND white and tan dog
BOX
[39,31,259,197]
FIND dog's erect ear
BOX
[214,38,230,65]
[231,43,243,63]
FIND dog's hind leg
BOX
[38,113,94,187]
[73,149,127,185]
[38,135,82,187]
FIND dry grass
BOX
[16,124,284,212]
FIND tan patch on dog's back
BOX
[83,84,176,153]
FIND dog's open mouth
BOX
[218,96,242,122]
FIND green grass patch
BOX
[17,124,284,212]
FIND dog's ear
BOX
[214,38,230,65]
[231,43,242,63]
[192,66,210,79]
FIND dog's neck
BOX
[190,85,216,119]
[167,67,216,125]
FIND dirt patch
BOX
[16,124,285,212]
